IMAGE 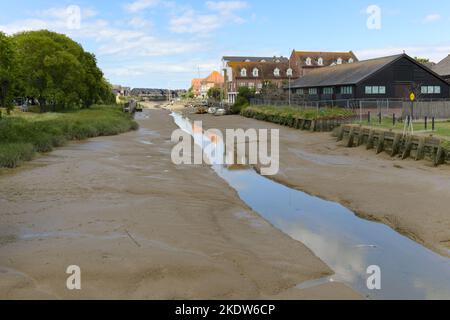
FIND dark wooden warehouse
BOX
[287,54,450,101]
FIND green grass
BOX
[356,117,450,138]
[0,105,138,168]
[242,105,356,121]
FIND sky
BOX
[0,0,449,89]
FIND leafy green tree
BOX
[207,87,222,101]
[0,32,17,114]
[13,30,115,111]
[231,86,255,114]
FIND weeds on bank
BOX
[0,105,138,168]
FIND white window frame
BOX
[323,87,333,95]
[274,68,280,77]
[341,86,353,94]
[337,58,343,65]
[286,68,293,77]
[252,68,259,77]
[308,88,318,95]
[318,57,323,66]
[348,58,354,63]
[240,68,247,77]
[306,57,312,66]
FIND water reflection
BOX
[171,112,450,300]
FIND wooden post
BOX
[368,111,371,124]
[393,113,396,126]
[424,116,428,131]
[402,137,413,160]
[347,127,355,147]
[337,126,345,141]
[367,130,375,150]
[434,146,445,166]
[415,137,425,160]
[432,117,435,131]
[376,132,385,154]
[391,134,402,156]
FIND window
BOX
[257,83,263,89]
[286,68,293,77]
[252,68,259,77]
[245,59,251,62]
[318,57,323,66]
[239,82,247,88]
[274,68,280,77]
[421,86,441,94]
[337,58,343,64]
[308,88,318,95]
[260,59,266,62]
[306,57,312,65]
[365,86,386,94]
[240,68,247,77]
[297,89,305,95]
[348,58,354,63]
[248,82,255,88]
[323,87,333,95]
[341,86,353,94]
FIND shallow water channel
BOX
[171,112,450,300]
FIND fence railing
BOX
[250,98,450,120]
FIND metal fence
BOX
[250,98,450,120]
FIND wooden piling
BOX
[415,137,426,161]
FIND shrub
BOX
[0,105,139,168]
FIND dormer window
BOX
[337,58,343,64]
[318,57,324,66]
[252,68,259,77]
[260,59,266,62]
[274,68,280,77]
[241,68,247,77]
[286,68,293,77]
[348,58,354,63]
[275,59,280,63]
[306,57,312,65]
[245,59,251,62]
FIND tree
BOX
[0,32,17,114]
[13,30,115,111]
[231,86,256,114]
[414,57,431,64]
[207,87,221,101]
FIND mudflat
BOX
[184,111,450,257]
[0,109,359,299]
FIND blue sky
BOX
[0,0,449,89]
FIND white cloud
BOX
[170,10,223,34]
[206,1,248,12]
[169,1,248,34]
[129,17,152,28]
[423,14,441,23]
[125,0,161,13]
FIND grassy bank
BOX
[356,117,450,138]
[0,105,138,168]
[242,105,355,121]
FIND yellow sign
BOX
[410,92,416,102]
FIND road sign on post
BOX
[409,92,416,102]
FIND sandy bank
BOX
[184,111,450,257]
[0,109,359,299]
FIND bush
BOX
[0,143,34,168]
[0,105,139,168]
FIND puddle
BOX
[171,112,450,300]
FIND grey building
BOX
[432,55,450,82]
